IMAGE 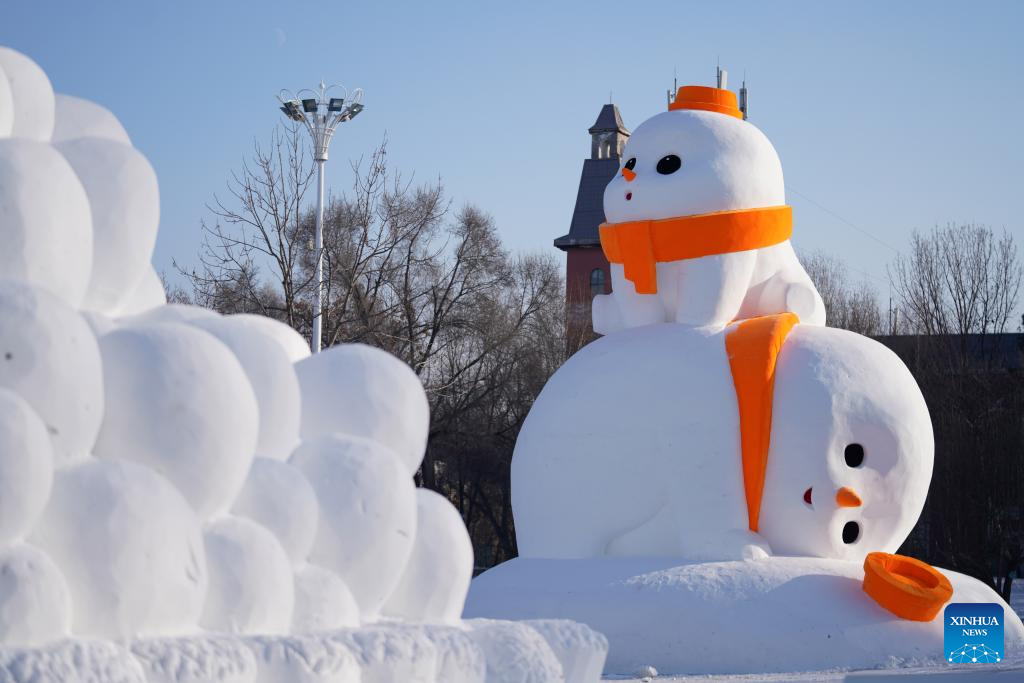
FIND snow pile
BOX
[0,46,606,683]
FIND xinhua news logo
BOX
[944,603,1003,664]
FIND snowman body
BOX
[511,322,932,563]
[593,105,824,334]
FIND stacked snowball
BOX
[0,47,605,683]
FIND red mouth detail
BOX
[626,192,632,201]
[803,487,813,505]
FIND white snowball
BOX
[116,265,167,317]
[245,634,360,683]
[200,516,295,636]
[291,564,360,633]
[0,47,54,141]
[0,139,92,307]
[190,318,301,460]
[463,619,564,683]
[121,302,218,326]
[0,543,71,646]
[0,389,53,543]
[290,434,417,619]
[131,636,257,683]
[228,314,310,364]
[30,458,208,640]
[0,640,147,683]
[94,323,258,518]
[295,344,429,475]
[52,94,131,145]
[0,280,103,465]
[383,489,473,624]
[231,458,318,564]
[0,63,12,137]
[56,137,159,315]
[522,620,608,683]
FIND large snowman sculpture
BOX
[467,85,1024,677]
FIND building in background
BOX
[554,103,629,346]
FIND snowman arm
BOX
[591,293,623,335]
[740,269,826,326]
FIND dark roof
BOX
[874,333,1023,370]
[554,158,619,249]
[588,104,629,136]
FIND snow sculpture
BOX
[384,488,475,623]
[512,323,932,562]
[0,280,103,465]
[295,343,429,475]
[593,86,823,333]
[31,458,208,640]
[0,389,53,543]
[56,136,160,315]
[93,323,259,518]
[290,434,417,619]
[0,47,54,141]
[0,43,606,683]
[0,139,92,307]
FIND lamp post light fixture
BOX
[277,81,364,353]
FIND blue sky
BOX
[3,1,1022,305]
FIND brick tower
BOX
[554,103,629,348]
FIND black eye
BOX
[624,157,636,170]
[842,521,860,544]
[656,154,682,175]
[844,444,865,468]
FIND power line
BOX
[786,184,903,255]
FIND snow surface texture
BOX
[466,556,1024,676]
[0,45,606,683]
[593,107,824,333]
[513,323,933,562]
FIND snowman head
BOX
[604,87,784,224]
[757,327,934,562]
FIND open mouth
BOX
[625,192,632,201]
[803,487,813,507]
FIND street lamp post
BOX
[277,81,364,353]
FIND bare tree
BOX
[800,250,883,335]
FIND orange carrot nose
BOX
[836,487,862,508]
[621,167,636,182]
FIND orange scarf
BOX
[599,206,793,295]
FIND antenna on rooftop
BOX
[667,67,678,108]
[717,64,728,90]
[739,72,748,120]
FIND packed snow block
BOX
[56,137,159,315]
[231,458,317,564]
[0,544,71,647]
[228,314,310,365]
[115,265,167,317]
[522,620,607,683]
[244,634,360,683]
[387,624,486,683]
[0,640,146,683]
[295,343,429,475]
[383,489,473,624]
[94,323,258,518]
[0,48,54,141]
[462,619,564,683]
[52,94,131,145]
[130,636,256,683]
[200,516,295,636]
[0,63,12,137]
[466,556,1024,676]
[0,281,103,465]
[291,434,417,619]
[329,625,438,683]
[0,390,53,543]
[190,318,301,460]
[512,323,932,563]
[291,564,360,633]
[30,458,208,640]
[0,140,92,308]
